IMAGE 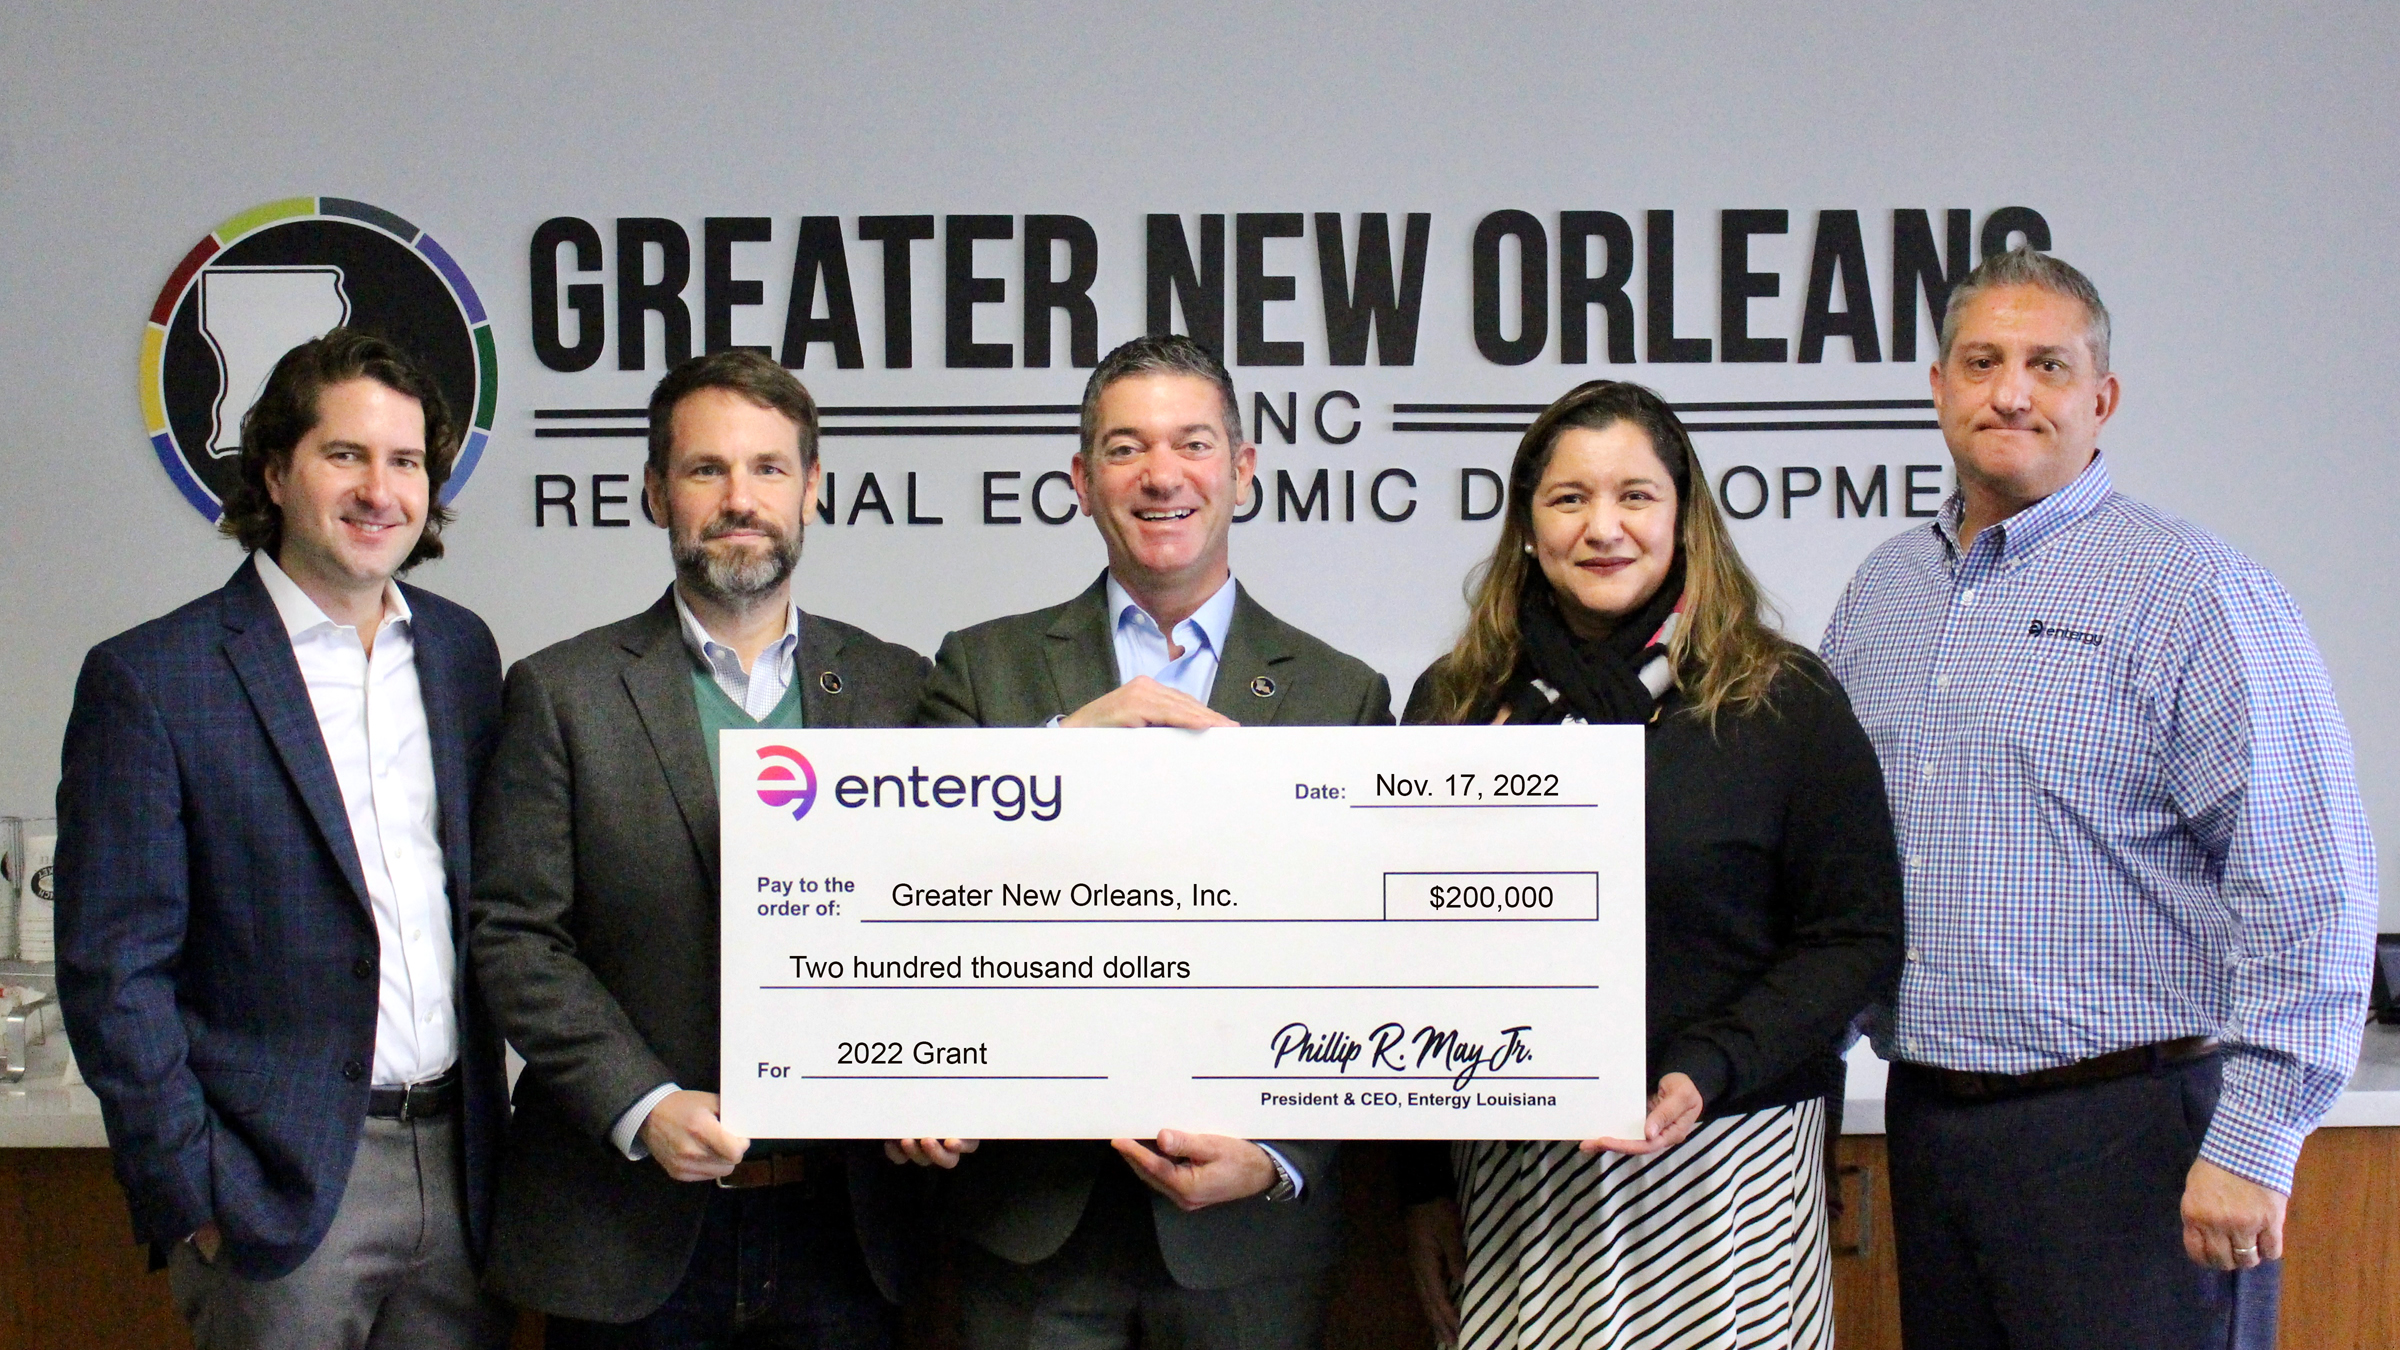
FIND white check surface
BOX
[719,726,1645,1140]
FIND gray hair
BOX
[1077,334,1246,460]
[1938,246,2112,374]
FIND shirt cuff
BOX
[1255,1142,1305,1201]
[611,1083,681,1161]
[2197,1083,2306,1195]
[1043,714,1065,728]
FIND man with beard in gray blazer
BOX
[912,334,1394,1350]
[471,351,927,1348]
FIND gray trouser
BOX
[960,1163,1328,1350]
[170,1113,507,1350]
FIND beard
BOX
[670,507,801,608]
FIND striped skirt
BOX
[1456,1097,1831,1350]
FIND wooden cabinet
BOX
[0,1149,541,1350]
[0,1150,186,1350]
[2279,1127,2400,1350]
[1829,1136,1905,1348]
[3,1132,2392,1349]
[1826,1136,1905,1349]
[1829,1129,2400,1349]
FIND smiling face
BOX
[646,387,821,608]
[1933,282,2121,513]
[1070,372,1256,600]
[265,377,430,601]
[1528,421,1680,639]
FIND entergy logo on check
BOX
[756,746,819,820]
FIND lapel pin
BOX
[818,671,844,694]
[1249,675,1276,698]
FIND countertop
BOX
[0,1028,104,1147]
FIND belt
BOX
[1901,1036,2222,1102]
[717,1152,810,1190]
[366,1069,459,1121]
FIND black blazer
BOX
[55,557,506,1280]
[470,590,930,1322]
[1403,654,1903,1115]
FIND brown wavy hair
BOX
[1421,380,1799,726]
[215,328,459,569]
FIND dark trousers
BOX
[1886,1053,2280,1349]
[547,1167,892,1350]
[959,1163,1328,1350]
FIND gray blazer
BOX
[918,572,1393,1289]
[469,590,929,1322]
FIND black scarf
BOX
[1499,568,1685,725]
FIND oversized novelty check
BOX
[718,726,1645,1141]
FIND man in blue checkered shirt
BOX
[1822,247,2376,1349]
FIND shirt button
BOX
[1959,589,1977,605]
[1935,674,1952,690]
[1906,948,1921,962]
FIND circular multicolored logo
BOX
[756,746,820,821]
[139,196,497,521]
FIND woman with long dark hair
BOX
[1400,380,1902,1348]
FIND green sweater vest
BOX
[693,670,805,783]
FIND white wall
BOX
[2,2,2391,922]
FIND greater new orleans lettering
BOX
[530,207,2049,372]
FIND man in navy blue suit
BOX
[56,329,508,1349]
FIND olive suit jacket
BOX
[916,572,1393,1289]
[469,590,929,1322]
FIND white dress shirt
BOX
[255,553,455,1087]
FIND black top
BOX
[1394,650,1903,1198]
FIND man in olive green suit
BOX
[911,335,1391,1350]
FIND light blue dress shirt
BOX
[1106,572,1238,701]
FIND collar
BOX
[671,585,800,672]
[1935,451,2114,563]
[1106,571,1237,656]
[253,550,409,639]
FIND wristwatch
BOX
[1262,1149,1299,1202]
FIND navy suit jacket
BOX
[54,557,506,1281]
